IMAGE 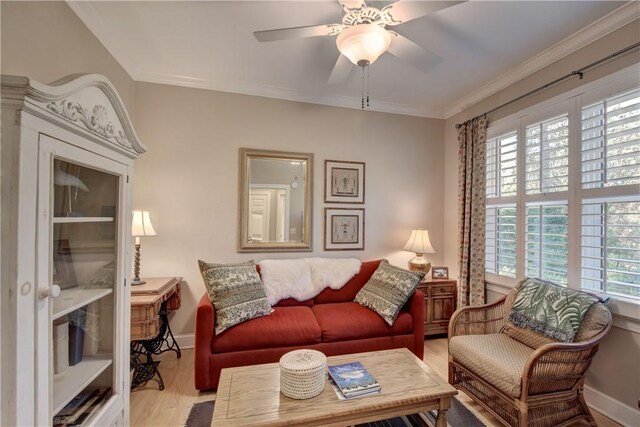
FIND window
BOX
[581,199,640,298]
[486,132,518,198]
[581,89,640,189]
[526,115,569,194]
[484,68,640,303]
[486,205,517,277]
[525,204,569,285]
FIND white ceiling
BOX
[68,1,634,118]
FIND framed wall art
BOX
[324,208,365,251]
[324,160,365,204]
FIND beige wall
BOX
[133,82,445,338]
[0,1,136,118]
[446,21,640,411]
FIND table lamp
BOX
[131,210,157,285]
[403,229,436,273]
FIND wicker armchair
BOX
[447,289,611,427]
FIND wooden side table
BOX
[130,277,182,390]
[416,278,457,336]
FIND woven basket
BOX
[279,349,327,399]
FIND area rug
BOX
[184,396,485,427]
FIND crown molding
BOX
[444,2,640,119]
[134,71,444,118]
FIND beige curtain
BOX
[457,116,487,307]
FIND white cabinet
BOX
[1,74,145,426]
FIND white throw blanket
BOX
[259,258,362,305]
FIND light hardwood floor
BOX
[130,338,621,427]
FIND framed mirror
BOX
[238,148,313,252]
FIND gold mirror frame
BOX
[238,148,313,252]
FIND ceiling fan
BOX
[254,0,465,84]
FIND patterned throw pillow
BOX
[354,260,424,326]
[198,260,273,334]
[508,277,604,342]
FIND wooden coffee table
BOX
[212,348,457,427]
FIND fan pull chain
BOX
[366,66,370,107]
[361,67,365,109]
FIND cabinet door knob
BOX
[38,285,61,299]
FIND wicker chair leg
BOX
[518,407,528,427]
[578,387,598,426]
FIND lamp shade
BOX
[403,229,435,254]
[336,24,391,67]
[132,210,157,237]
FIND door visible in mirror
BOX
[239,149,313,252]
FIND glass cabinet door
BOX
[50,158,120,425]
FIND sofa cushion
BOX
[314,260,381,304]
[198,260,273,334]
[449,334,534,397]
[354,260,423,326]
[312,302,412,343]
[211,306,321,353]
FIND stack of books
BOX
[327,361,380,400]
[53,388,111,426]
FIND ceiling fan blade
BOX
[328,54,354,85]
[387,33,443,74]
[254,24,342,42]
[382,1,466,26]
[339,0,366,12]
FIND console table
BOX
[130,277,182,390]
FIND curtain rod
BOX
[455,42,640,129]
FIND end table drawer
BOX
[432,284,454,295]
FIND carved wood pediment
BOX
[1,74,146,157]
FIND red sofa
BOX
[194,259,425,390]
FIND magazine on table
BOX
[327,361,380,398]
[328,377,381,400]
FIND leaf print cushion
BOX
[508,277,606,342]
[198,260,273,334]
[354,260,424,326]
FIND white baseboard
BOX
[584,385,640,427]
[174,334,195,349]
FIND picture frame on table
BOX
[53,238,78,289]
[432,266,449,280]
[324,208,365,251]
[324,160,365,204]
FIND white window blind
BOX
[526,115,569,194]
[484,70,640,304]
[581,89,640,189]
[525,204,569,285]
[486,206,517,277]
[581,199,640,299]
[486,132,518,198]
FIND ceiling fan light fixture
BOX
[336,24,391,67]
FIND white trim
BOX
[174,334,195,350]
[444,3,640,119]
[584,385,640,427]
[486,282,511,295]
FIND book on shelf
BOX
[53,387,111,426]
[327,361,380,399]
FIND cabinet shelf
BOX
[53,356,113,415]
[53,217,114,224]
[53,288,113,320]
